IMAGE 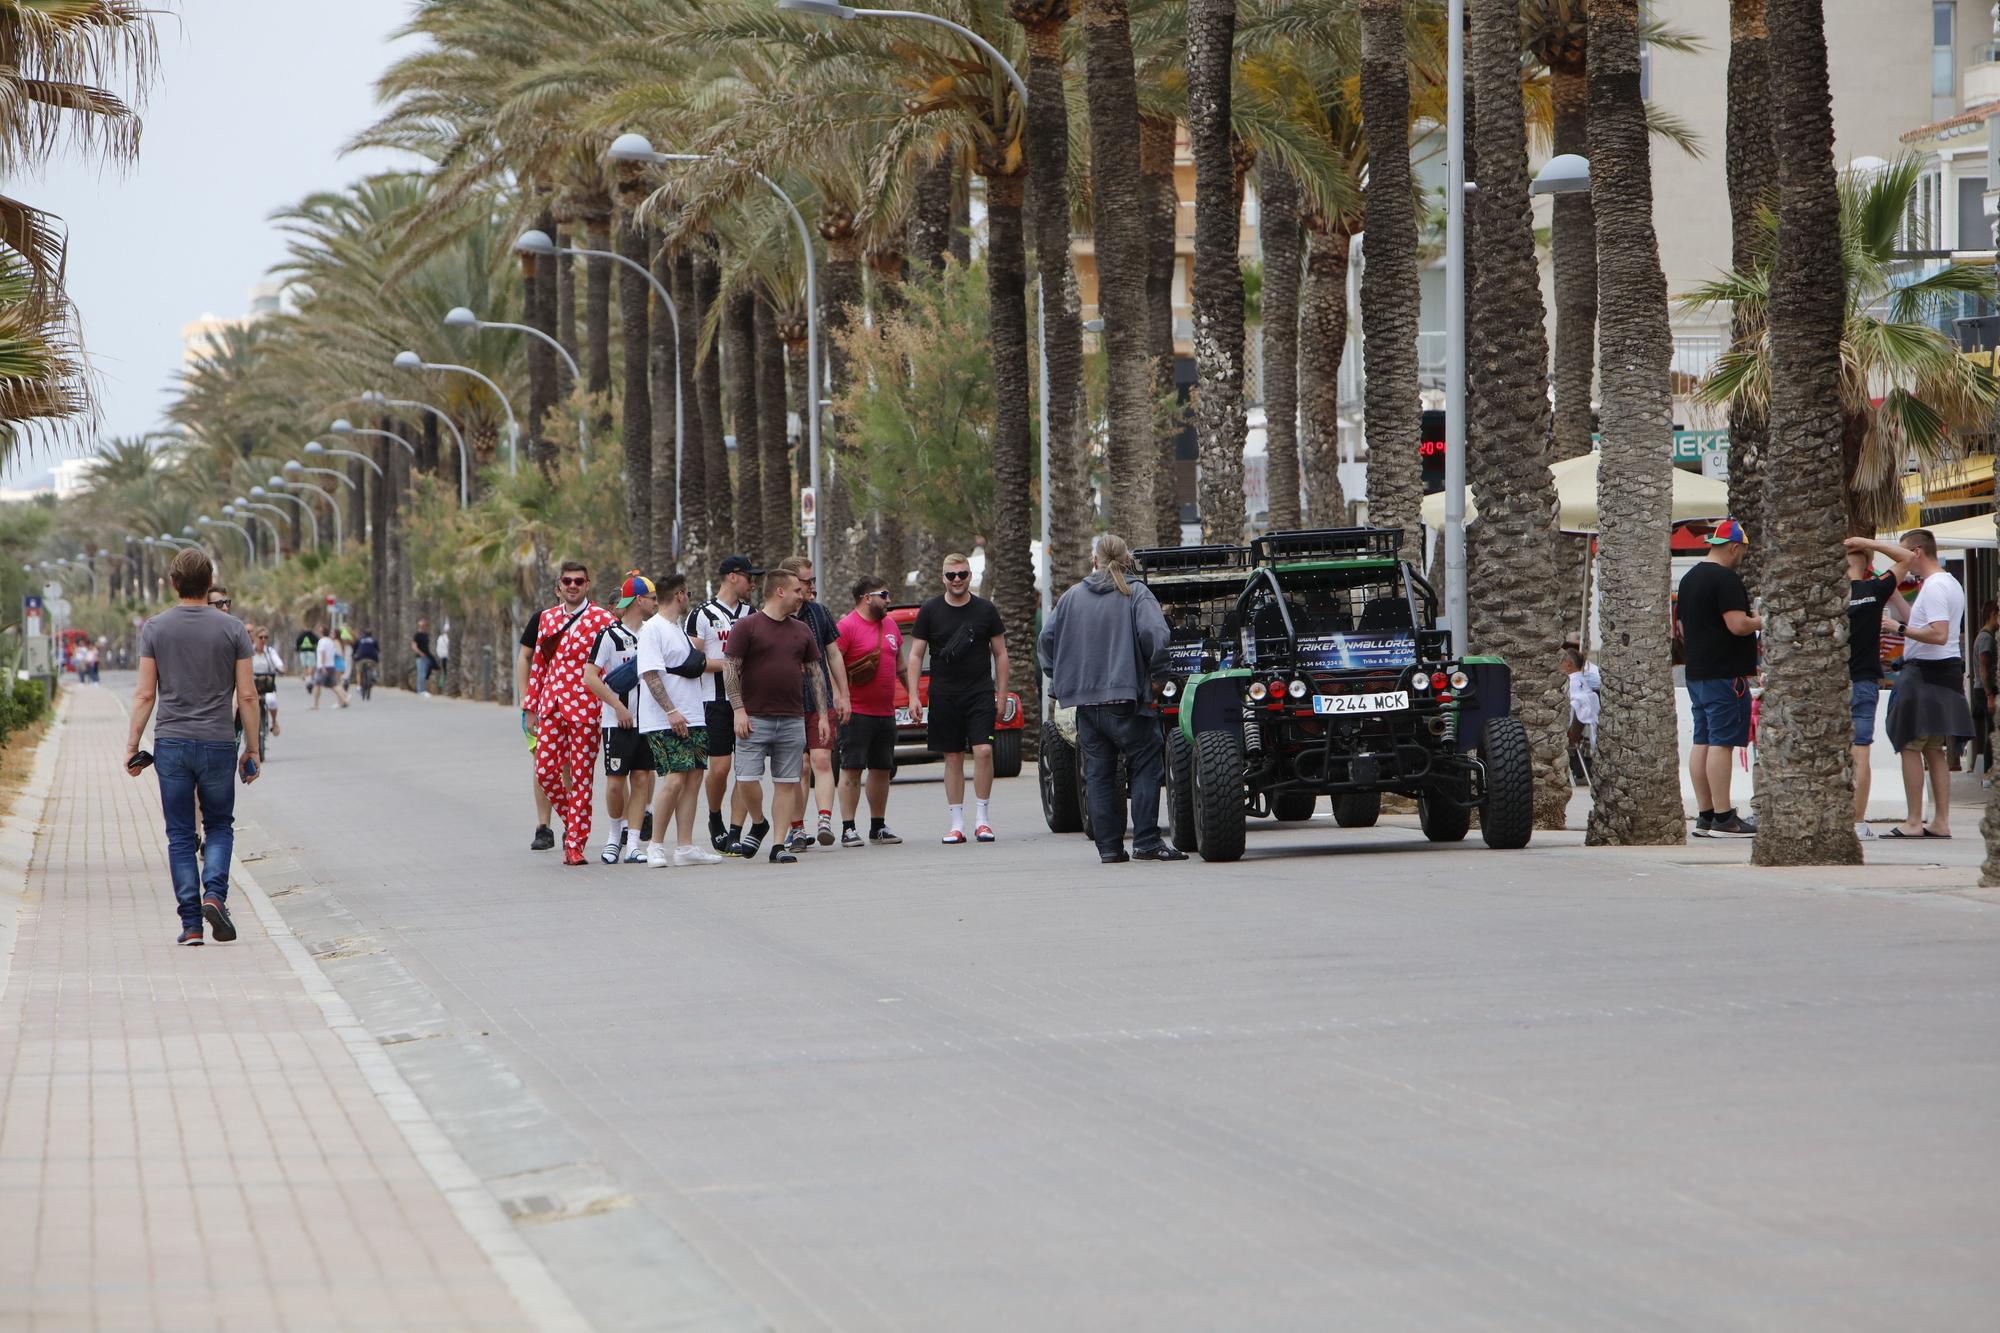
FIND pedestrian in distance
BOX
[294,624,318,677]
[723,567,828,864]
[1676,519,1762,839]
[353,627,380,701]
[687,554,758,852]
[412,617,439,697]
[1038,533,1186,863]
[251,625,286,739]
[778,555,849,852]
[518,593,561,850]
[639,573,724,867]
[525,561,620,864]
[1841,540,1910,838]
[312,626,350,709]
[1851,530,1971,839]
[1972,600,1997,789]
[835,574,905,848]
[1562,645,1599,789]
[904,552,1009,844]
[125,547,260,946]
[584,573,660,863]
[435,624,450,689]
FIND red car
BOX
[886,605,1025,777]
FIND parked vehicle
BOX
[886,605,1026,777]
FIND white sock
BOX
[609,818,627,844]
[625,826,643,848]
[975,799,990,826]
[948,804,965,832]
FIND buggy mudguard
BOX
[1451,655,1512,751]
[1178,670,1251,744]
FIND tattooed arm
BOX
[642,670,688,735]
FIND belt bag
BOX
[253,673,277,696]
[847,646,882,686]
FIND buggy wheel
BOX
[1478,715,1535,849]
[1270,791,1317,822]
[1332,792,1380,828]
[1038,722,1082,833]
[1418,792,1471,843]
[1165,728,1198,851]
[991,726,1023,779]
[1192,730,1247,862]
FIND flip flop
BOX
[1921,828,1953,839]
[1886,827,1918,838]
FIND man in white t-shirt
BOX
[583,575,658,863]
[1857,529,1973,838]
[687,555,756,850]
[312,630,349,709]
[639,574,722,867]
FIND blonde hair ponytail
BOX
[1095,533,1135,596]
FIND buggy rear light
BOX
[1449,669,1469,690]
[1409,673,1429,691]
[1286,679,1308,699]
[1248,680,1269,701]
[1431,671,1449,690]
[1161,680,1178,698]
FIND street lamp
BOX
[285,456,356,493]
[277,470,343,552]
[393,350,520,474]
[233,496,292,550]
[259,480,321,549]
[329,417,416,458]
[776,0,1029,103]
[223,504,279,563]
[1530,153,1591,196]
[304,438,384,478]
[359,390,470,506]
[594,141,783,566]
[519,225,685,548]
[200,515,258,565]
[444,306,589,471]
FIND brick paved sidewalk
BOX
[0,686,575,1330]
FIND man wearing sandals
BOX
[905,553,1009,844]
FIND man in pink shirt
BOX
[834,574,905,847]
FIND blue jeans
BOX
[1687,676,1752,747]
[1850,678,1880,748]
[1075,702,1166,857]
[414,655,431,694]
[155,738,238,929]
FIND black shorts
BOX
[926,688,996,755]
[602,725,658,776]
[703,700,737,757]
[840,713,897,771]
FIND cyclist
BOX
[353,627,381,701]
[249,624,287,747]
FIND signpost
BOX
[800,487,817,540]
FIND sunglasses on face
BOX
[559,576,589,588]
[943,570,970,582]
[210,599,230,608]
[866,590,889,600]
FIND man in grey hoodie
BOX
[1039,534,1187,863]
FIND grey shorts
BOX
[733,715,806,784]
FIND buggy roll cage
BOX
[1233,526,1443,665]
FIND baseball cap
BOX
[614,572,657,608]
[1704,518,1748,546]
[718,554,761,578]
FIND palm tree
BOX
[1258,157,1302,529]
[692,241,733,553]
[615,164,654,567]
[725,285,763,559]
[1356,0,1421,559]
[1581,0,1681,846]
[1467,0,1572,830]
[1723,0,1774,594]
[1746,0,1858,868]
[1187,0,1247,542]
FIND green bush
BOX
[0,677,48,750]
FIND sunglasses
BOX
[559,576,589,588]
[866,590,889,599]
[210,599,231,608]
[943,570,971,582]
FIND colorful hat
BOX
[614,572,657,607]
[1704,518,1748,546]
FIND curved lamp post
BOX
[233,496,292,551]
[222,505,278,564]
[286,456,357,492]
[304,438,383,478]
[259,480,321,550]
[359,390,470,506]
[200,515,258,565]
[444,306,589,471]
[278,468,343,552]
[70,552,99,596]
[392,350,520,475]
[518,225,685,551]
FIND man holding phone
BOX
[126,547,262,946]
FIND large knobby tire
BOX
[1192,730,1247,862]
[1270,791,1318,822]
[1332,791,1381,828]
[1039,722,1082,833]
[992,726,1023,779]
[1478,715,1535,849]
[1165,728,1199,852]
[1418,793,1471,843]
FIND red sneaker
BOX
[563,849,587,866]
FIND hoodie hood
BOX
[1083,569,1122,595]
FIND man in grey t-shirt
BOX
[127,547,260,946]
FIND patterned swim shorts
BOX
[644,726,709,773]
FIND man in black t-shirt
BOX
[1676,519,1763,838]
[1843,543,1907,839]
[905,552,1009,843]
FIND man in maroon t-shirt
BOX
[723,569,826,865]
[834,573,905,847]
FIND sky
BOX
[3,0,421,489]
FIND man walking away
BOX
[724,568,826,864]
[313,628,350,709]
[836,575,904,847]
[519,596,560,850]
[126,547,260,945]
[688,555,757,851]
[295,624,318,677]
[905,552,1009,844]
[584,574,658,863]
[412,617,439,697]
[525,561,620,864]
[1857,530,1971,839]
[1039,534,1186,863]
[639,574,724,867]
[1841,541,1907,838]
[1677,518,1762,838]
[354,627,380,701]
[779,555,849,852]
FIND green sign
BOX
[1672,429,1728,463]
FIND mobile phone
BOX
[240,756,259,780]
[126,750,154,773]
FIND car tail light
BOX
[1431,671,1449,690]
[1286,679,1308,699]
[1409,673,1429,692]
[1449,669,1469,690]
[1248,680,1268,701]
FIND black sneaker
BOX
[1131,846,1189,862]
[1100,851,1131,864]
[530,824,555,851]
[870,826,903,846]
[200,894,237,942]
[1709,810,1757,838]
[639,811,654,843]
[768,844,798,865]
[728,824,765,859]
[176,926,204,946]
[785,829,813,854]
[1692,812,1714,838]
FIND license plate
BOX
[1313,691,1409,715]
[895,708,914,726]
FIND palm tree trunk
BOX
[1298,222,1351,525]
[1187,0,1246,543]
[1142,117,1184,545]
[673,250,707,567]
[1583,0,1684,846]
[783,319,810,561]
[650,235,679,569]
[1468,0,1573,831]
[909,154,956,275]
[584,202,613,415]
[1259,158,1302,531]
[694,241,732,554]
[728,287,763,561]
[418,410,439,477]
[756,299,792,562]
[614,176,653,567]
[1359,0,1424,557]
[1549,54,1598,462]
[820,224,864,595]
[1080,0,1158,538]
[1752,0,1860,867]
[950,170,972,267]
[983,169,1040,737]
[1726,0,1775,596]
[527,205,558,475]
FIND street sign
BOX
[800,486,817,539]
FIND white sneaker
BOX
[1854,821,1875,840]
[646,843,672,868]
[674,844,723,866]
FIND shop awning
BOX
[1883,512,2000,550]
[1901,454,1995,504]
[1420,451,1730,534]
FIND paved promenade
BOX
[0,685,576,1329]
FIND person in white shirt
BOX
[638,573,723,867]
[312,629,349,709]
[1854,530,1973,838]
[250,625,287,736]
[686,555,756,850]
[583,575,658,863]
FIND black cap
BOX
[718,554,761,578]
